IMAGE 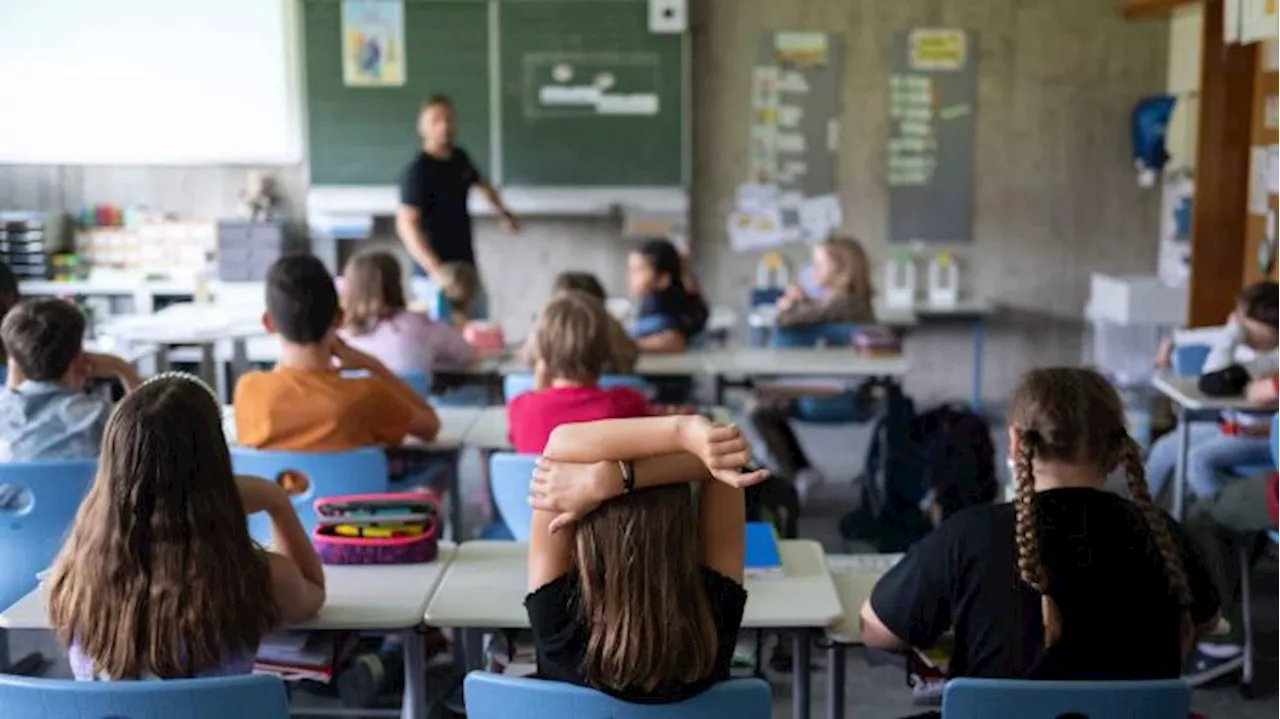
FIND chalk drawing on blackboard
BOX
[524,53,661,119]
[908,29,966,71]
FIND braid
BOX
[1119,436,1195,653]
[1013,433,1062,647]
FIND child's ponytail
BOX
[1012,430,1063,648]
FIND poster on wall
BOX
[734,31,843,251]
[342,0,405,87]
[887,28,977,243]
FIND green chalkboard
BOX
[498,0,684,186]
[304,0,491,186]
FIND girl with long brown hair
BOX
[525,415,769,701]
[859,367,1220,684]
[48,373,326,679]
[339,250,474,376]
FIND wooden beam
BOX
[1122,0,1200,20]
[1187,0,1259,326]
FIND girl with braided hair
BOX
[860,367,1220,684]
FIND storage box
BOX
[1086,274,1187,326]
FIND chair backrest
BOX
[0,673,288,719]
[941,678,1191,719]
[1171,344,1211,377]
[503,373,653,403]
[464,673,772,719]
[1271,413,1279,469]
[230,447,389,542]
[399,372,432,398]
[771,322,860,348]
[0,459,97,610]
[490,453,538,540]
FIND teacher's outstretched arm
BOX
[395,203,442,280]
[476,178,520,233]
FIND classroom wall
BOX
[0,0,1168,406]
[1166,5,1203,171]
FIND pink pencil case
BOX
[312,492,440,565]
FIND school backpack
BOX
[840,391,996,552]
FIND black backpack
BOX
[841,391,997,552]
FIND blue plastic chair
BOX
[0,673,288,719]
[399,372,432,397]
[1171,343,1211,377]
[489,453,537,540]
[0,460,96,673]
[230,447,389,542]
[941,678,1191,719]
[464,673,772,719]
[0,460,97,612]
[502,373,652,403]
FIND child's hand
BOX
[331,337,377,372]
[677,416,769,488]
[529,458,615,532]
[235,474,289,516]
[1245,376,1279,405]
[1153,337,1173,370]
[82,351,130,379]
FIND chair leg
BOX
[827,642,846,719]
[1238,542,1254,699]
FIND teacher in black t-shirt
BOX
[395,95,518,318]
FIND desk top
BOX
[822,553,902,644]
[1152,374,1273,412]
[103,304,266,344]
[0,545,457,632]
[701,348,907,377]
[424,539,842,630]
[464,407,511,451]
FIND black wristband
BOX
[618,459,636,495]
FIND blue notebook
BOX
[744,522,784,579]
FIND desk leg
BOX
[447,450,464,542]
[401,629,426,719]
[464,627,486,672]
[970,318,985,413]
[1172,407,1190,521]
[827,642,846,719]
[229,338,249,390]
[793,630,811,719]
[715,374,727,406]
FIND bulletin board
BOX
[887,29,977,244]
[728,31,843,252]
[1243,39,1278,282]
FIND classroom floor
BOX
[6,416,1277,718]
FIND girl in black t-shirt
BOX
[626,238,709,353]
[523,415,767,703]
[861,367,1220,685]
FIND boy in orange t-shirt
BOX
[234,254,439,451]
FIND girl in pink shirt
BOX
[339,251,474,376]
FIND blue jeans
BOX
[1145,423,1273,499]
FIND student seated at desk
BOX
[509,292,652,454]
[235,254,440,452]
[525,415,769,702]
[521,271,638,375]
[1147,282,1278,502]
[744,236,877,502]
[1181,414,1278,684]
[339,250,474,375]
[860,368,1220,695]
[48,374,325,679]
[0,298,141,461]
[626,238,708,353]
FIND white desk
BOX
[822,553,903,719]
[0,548,458,719]
[102,304,267,402]
[464,407,511,452]
[1151,374,1274,520]
[701,348,907,405]
[425,539,841,719]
